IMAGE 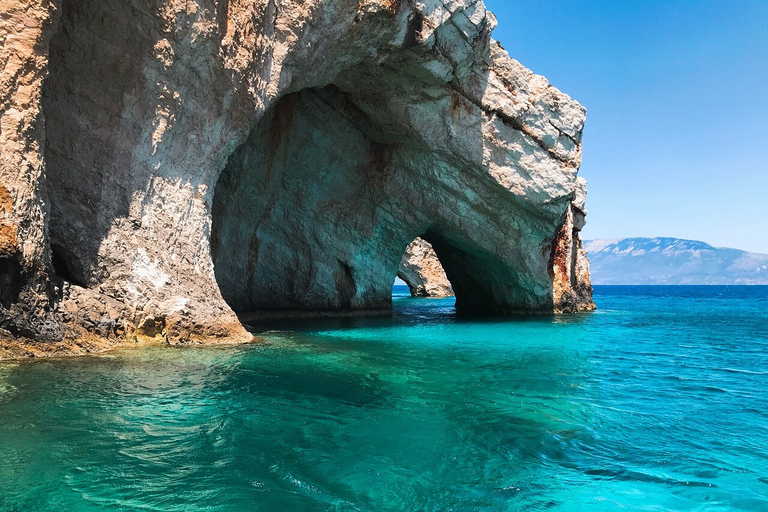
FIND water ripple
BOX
[0,286,766,511]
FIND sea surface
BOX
[1,286,767,511]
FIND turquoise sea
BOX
[1,286,767,511]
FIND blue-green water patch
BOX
[0,286,766,511]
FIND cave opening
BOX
[209,76,517,318]
[0,256,22,310]
[209,75,494,319]
[50,244,86,288]
[420,230,515,314]
[211,84,417,317]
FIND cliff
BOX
[0,0,594,358]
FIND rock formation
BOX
[398,238,453,297]
[1,0,594,358]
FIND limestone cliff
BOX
[398,238,453,297]
[0,0,594,358]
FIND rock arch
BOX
[210,45,593,316]
[1,0,594,353]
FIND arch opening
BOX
[211,84,423,318]
[422,229,542,314]
[208,47,589,319]
[209,73,525,318]
[209,72,548,318]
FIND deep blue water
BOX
[0,286,766,511]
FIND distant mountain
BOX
[584,237,768,285]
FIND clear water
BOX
[1,286,767,511]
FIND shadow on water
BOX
[246,285,595,334]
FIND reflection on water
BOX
[0,286,767,511]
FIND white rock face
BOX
[398,238,454,297]
[0,0,594,357]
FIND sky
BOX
[484,0,768,253]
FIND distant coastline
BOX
[585,237,768,285]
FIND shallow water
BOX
[1,286,767,511]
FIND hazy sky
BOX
[484,0,768,253]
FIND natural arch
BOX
[2,0,594,351]
[211,84,428,316]
[210,53,589,317]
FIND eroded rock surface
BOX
[398,238,453,297]
[1,0,594,357]
[0,0,61,344]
